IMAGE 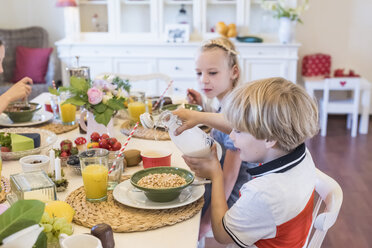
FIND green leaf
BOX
[33,231,47,248]
[107,98,125,110]
[0,200,45,243]
[70,76,89,92]
[48,87,59,96]
[94,108,114,126]
[62,96,86,106]
[93,102,107,113]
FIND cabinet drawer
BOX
[158,59,195,78]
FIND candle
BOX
[55,157,61,181]
[49,149,55,174]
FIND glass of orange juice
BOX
[128,91,147,122]
[79,149,109,202]
[58,92,77,125]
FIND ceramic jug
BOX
[79,109,114,138]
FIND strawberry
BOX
[90,132,100,142]
[112,141,122,151]
[99,139,110,149]
[109,137,117,146]
[101,133,110,140]
[60,140,72,152]
[60,151,69,158]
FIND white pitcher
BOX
[79,109,114,138]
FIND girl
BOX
[0,40,33,113]
[186,37,253,240]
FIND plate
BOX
[113,180,205,210]
[0,128,57,161]
[0,111,53,127]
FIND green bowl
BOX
[161,103,203,112]
[4,103,41,123]
[131,167,194,202]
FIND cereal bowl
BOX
[130,167,194,202]
[4,102,41,123]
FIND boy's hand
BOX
[182,144,222,180]
[172,108,201,135]
[187,88,202,106]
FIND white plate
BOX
[113,180,205,210]
[0,111,53,127]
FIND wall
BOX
[0,0,371,85]
[296,0,372,85]
[0,0,65,80]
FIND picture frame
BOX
[165,24,190,43]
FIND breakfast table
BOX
[1,93,202,248]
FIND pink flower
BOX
[87,87,103,105]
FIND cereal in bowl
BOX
[137,173,187,189]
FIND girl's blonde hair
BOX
[200,37,240,87]
[224,77,319,152]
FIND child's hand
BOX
[172,108,201,135]
[187,88,203,106]
[182,144,222,180]
[3,77,33,102]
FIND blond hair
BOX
[200,37,240,87]
[224,77,319,152]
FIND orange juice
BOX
[82,164,108,201]
[60,102,76,124]
[128,101,146,122]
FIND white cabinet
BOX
[68,0,284,41]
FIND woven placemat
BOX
[38,122,78,134]
[65,180,204,232]
[121,120,211,141]
[0,177,11,203]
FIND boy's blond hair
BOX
[200,37,240,87]
[224,77,319,152]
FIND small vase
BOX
[79,109,114,139]
[278,17,295,44]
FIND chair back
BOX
[321,78,361,136]
[96,73,173,96]
[303,168,343,248]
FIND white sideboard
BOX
[56,39,300,97]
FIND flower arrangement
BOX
[50,75,131,126]
[260,0,309,23]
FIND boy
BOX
[182,77,319,247]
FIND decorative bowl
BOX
[0,128,57,161]
[130,167,194,202]
[161,103,203,112]
[19,155,50,173]
[4,102,41,123]
[141,150,171,169]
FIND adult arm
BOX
[172,108,232,135]
[0,77,33,113]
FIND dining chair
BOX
[320,77,361,137]
[95,73,173,96]
[303,168,343,248]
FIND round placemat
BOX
[0,177,11,203]
[65,183,204,232]
[121,120,211,141]
[38,122,78,134]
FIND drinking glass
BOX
[58,92,76,125]
[79,149,109,202]
[49,95,60,120]
[107,151,124,190]
[128,91,147,122]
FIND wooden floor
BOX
[206,116,372,248]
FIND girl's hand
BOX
[187,88,203,106]
[182,144,222,180]
[3,77,33,102]
[172,108,201,135]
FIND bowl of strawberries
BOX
[87,132,122,152]
[54,139,79,167]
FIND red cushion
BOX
[12,46,53,84]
